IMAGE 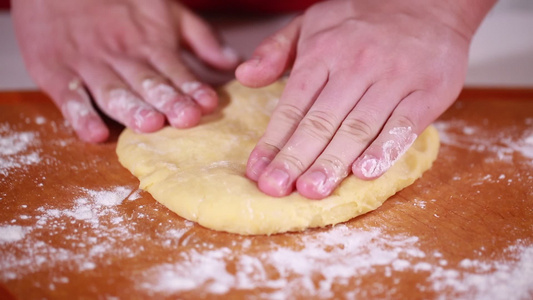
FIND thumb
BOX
[172,3,240,70]
[236,16,302,88]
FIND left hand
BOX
[236,0,489,199]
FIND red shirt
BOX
[180,0,321,13]
[0,0,321,12]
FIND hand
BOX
[236,0,495,199]
[12,0,239,142]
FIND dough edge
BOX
[116,80,440,235]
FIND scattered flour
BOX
[435,119,533,162]
[35,116,46,125]
[413,198,427,209]
[0,225,28,244]
[1,111,532,298]
[3,185,531,299]
[431,241,533,300]
[0,186,150,280]
[0,124,41,176]
[137,225,533,299]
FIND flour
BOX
[0,225,28,244]
[1,107,532,298]
[359,126,417,178]
[108,88,155,128]
[431,241,533,300]
[180,81,202,94]
[142,79,179,110]
[137,225,533,299]
[0,124,41,176]
[0,186,147,280]
[435,119,533,162]
[35,116,46,125]
[3,184,531,299]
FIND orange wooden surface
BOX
[0,89,532,299]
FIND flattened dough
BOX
[116,80,440,235]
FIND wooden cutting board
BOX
[0,88,532,299]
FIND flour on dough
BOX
[116,80,440,235]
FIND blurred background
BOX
[0,0,532,91]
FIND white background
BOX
[0,0,532,91]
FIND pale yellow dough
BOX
[116,80,440,235]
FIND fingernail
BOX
[267,168,290,189]
[360,156,379,178]
[87,118,102,133]
[169,101,201,128]
[143,80,178,110]
[86,119,108,142]
[222,46,240,63]
[307,171,329,195]
[192,89,216,110]
[134,108,155,129]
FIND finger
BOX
[110,57,202,128]
[246,63,329,196]
[296,81,407,199]
[255,74,373,197]
[235,16,302,88]
[176,4,240,70]
[148,49,219,114]
[352,90,437,180]
[77,61,165,133]
[36,63,109,143]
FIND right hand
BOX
[12,0,239,142]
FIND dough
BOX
[116,80,440,235]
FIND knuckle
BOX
[259,34,290,54]
[338,116,376,144]
[277,152,306,173]
[258,141,282,156]
[394,114,417,130]
[299,110,338,141]
[275,103,306,125]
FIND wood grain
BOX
[0,89,532,299]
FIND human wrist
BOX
[428,0,497,41]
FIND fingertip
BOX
[133,108,166,133]
[257,168,293,198]
[86,119,110,142]
[220,46,241,68]
[235,58,263,87]
[352,155,383,180]
[76,118,110,143]
[197,45,242,71]
[193,88,218,114]
[296,172,330,200]
[168,102,202,128]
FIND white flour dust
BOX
[435,118,533,162]
[1,183,532,299]
[1,115,532,298]
[0,186,148,281]
[137,225,533,299]
[140,226,425,298]
[0,225,27,244]
[0,123,41,176]
[431,241,533,300]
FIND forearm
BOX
[344,0,497,42]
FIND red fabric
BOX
[180,0,321,13]
[0,0,10,10]
[0,0,321,12]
